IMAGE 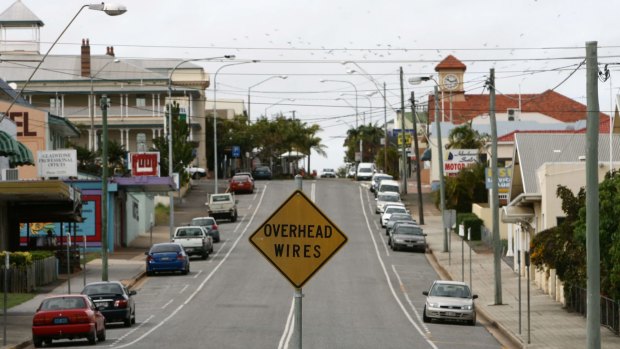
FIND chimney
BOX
[81,39,91,77]
[106,46,115,57]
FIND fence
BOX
[565,284,620,335]
[0,257,58,293]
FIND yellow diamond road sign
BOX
[249,189,348,288]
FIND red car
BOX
[228,174,254,193]
[32,294,106,347]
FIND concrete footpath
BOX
[403,179,620,349]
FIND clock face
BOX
[443,74,459,90]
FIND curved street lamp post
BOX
[248,75,287,121]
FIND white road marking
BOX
[160,299,173,309]
[113,184,269,348]
[366,190,391,256]
[358,187,438,349]
[192,269,203,279]
[278,297,296,349]
[109,315,154,347]
[179,284,189,294]
[391,265,432,335]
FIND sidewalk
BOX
[0,226,170,349]
[403,179,620,349]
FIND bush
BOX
[456,213,483,241]
[29,250,55,261]
[0,251,33,268]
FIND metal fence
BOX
[0,257,58,293]
[565,284,620,335]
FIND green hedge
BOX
[456,213,483,241]
[0,251,33,268]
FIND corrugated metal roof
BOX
[0,1,44,26]
[514,133,620,194]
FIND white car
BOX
[380,205,409,227]
[375,192,402,214]
[320,168,337,178]
[186,165,207,179]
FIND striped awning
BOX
[9,141,34,167]
[0,130,19,156]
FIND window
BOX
[136,95,146,107]
[49,97,59,108]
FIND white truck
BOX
[206,193,238,222]
[171,226,213,260]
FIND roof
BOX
[0,1,44,27]
[514,133,620,194]
[113,176,175,193]
[498,116,615,142]
[435,55,467,71]
[428,89,609,125]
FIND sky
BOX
[12,0,620,172]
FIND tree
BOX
[446,123,488,150]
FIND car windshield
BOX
[374,176,391,183]
[256,167,270,172]
[378,195,399,202]
[150,244,181,253]
[395,226,423,236]
[385,207,407,214]
[359,168,372,173]
[40,297,86,310]
[430,283,471,298]
[176,228,203,237]
[191,218,214,226]
[389,214,412,222]
[232,176,249,182]
[211,195,230,202]
[380,185,400,193]
[82,283,123,295]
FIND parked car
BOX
[235,171,254,180]
[371,173,393,193]
[32,294,106,347]
[145,242,190,276]
[81,281,136,327]
[206,193,238,222]
[252,166,272,180]
[380,205,409,227]
[388,223,427,252]
[347,166,356,178]
[171,226,213,259]
[385,213,417,235]
[422,280,478,326]
[320,168,337,178]
[375,192,402,214]
[186,165,207,179]
[356,162,375,181]
[228,174,254,194]
[191,216,220,242]
[376,179,401,198]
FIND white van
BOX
[356,162,375,181]
[377,179,401,196]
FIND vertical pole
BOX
[247,89,251,121]
[526,250,531,344]
[100,95,109,281]
[461,231,465,282]
[83,233,87,288]
[585,40,601,349]
[409,91,424,224]
[383,82,388,173]
[399,67,407,194]
[294,174,303,349]
[4,252,9,347]
[66,232,71,294]
[435,87,448,253]
[489,68,502,305]
[518,232,522,334]
[168,100,175,240]
[468,228,472,290]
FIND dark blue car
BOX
[145,243,190,276]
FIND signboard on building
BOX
[443,149,478,176]
[129,152,160,176]
[485,167,513,190]
[37,149,77,178]
[232,145,241,158]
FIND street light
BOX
[248,75,288,121]
[322,79,361,163]
[166,55,235,239]
[1,3,127,123]
[340,93,372,124]
[90,58,120,151]
[264,98,295,118]
[213,61,259,194]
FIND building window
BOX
[136,95,146,107]
[50,97,59,108]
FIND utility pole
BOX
[409,91,424,224]
[100,95,109,281]
[585,40,601,349]
[399,67,407,194]
[291,110,296,120]
[383,82,388,174]
[489,69,502,305]
[435,86,448,252]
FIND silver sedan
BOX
[422,280,478,326]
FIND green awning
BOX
[0,130,19,156]
[9,141,34,167]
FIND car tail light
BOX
[146,255,153,262]
[33,314,51,326]
[70,313,90,323]
[177,253,185,260]
[114,299,128,308]
[211,224,217,230]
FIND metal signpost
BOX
[249,181,348,349]
[4,252,9,346]
[67,232,71,293]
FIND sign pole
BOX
[4,252,9,347]
[66,231,71,294]
[293,175,303,349]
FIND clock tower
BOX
[435,55,466,97]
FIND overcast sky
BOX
[15,0,620,172]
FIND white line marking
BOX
[113,184,269,348]
[358,187,438,349]
[391,265,431,335]
[109,315,154,346]
[277,297,295,349]
[179,284,189,294]
[160,299,173,309]
[192,269,203,279]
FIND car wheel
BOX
[423,307,430,323]
[32,336,43,348]
[468,312,476,326]
[182,263,189,275]
[124,314,132,327]
[231,212,238,222]
[192,173,200,180]
[87,327,97,345]
[97,325,106,341]
[201,250,208,260]
[146,270,153,276]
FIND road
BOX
[38,179,502,348]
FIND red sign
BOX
[130,152,160,176]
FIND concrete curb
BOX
[425,247,524,349]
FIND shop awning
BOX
[0,130,19,156]
[9,140,34,167]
